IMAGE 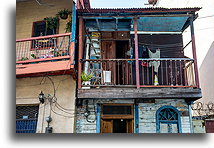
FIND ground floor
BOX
[75,98,192,133]
[16,75,76,133]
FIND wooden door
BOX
[101,41,116,84]
[126,120,134,133]
[101,119,113,133]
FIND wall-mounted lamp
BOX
[39,91,45,104]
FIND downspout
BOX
[188,101,194,133]
[70,1,77,65]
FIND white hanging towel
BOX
[148,49,160,73]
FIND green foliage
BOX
[31,54,37,59]
[81,72,93,81]
[19,57,29,61]
[44,16,59,30]
[56,9,71,19]
[65,20,72,32]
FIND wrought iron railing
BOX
[81,58,196,87]
[16,33,71,62]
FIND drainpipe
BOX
[70,1,77,65]
[188,101,194,133]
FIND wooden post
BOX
[78,18,84,89]
[134,17,140,88]
[190,16,200,88]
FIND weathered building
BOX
[16,0,76,133]
[75,0,202,133]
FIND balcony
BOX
[16,33,75,77]
[78,58,201,100]
[81,58,196,87]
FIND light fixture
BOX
[39,91,45,104]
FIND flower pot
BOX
[82,81,91,89]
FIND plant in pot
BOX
[65,20,72,32]
[44,16,59,34]
[56,9,71,20]
[81,72,93,89]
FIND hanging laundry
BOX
[148,49,160,73]
[140,46,149,67]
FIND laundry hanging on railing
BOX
[148,49,160,73]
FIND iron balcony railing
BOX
[16,33,71,63]
[81,58,196,88]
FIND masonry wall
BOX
[138,99,191,133]
[16,0,73,39]
[16,75,76,133]
[76,98,191,133]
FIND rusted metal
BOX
[77,7,201,13]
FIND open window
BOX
[31,20,58,50]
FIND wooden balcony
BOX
[16,33,75,78]
[78,58,202,100]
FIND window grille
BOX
[16,105,39,133]
[156,106,182,133]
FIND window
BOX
[156,106,182,133]
[16,105,39,133]
[31,21,58,50]
[32,21,57,37]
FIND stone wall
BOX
[76,99,191,133]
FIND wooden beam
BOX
[78,18,84,89]
[190,16,200,88]
[134,17,140,88]
[78,87,202,100]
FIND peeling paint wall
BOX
[16,75,76,133]
[75,99,191,133]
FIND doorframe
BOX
[96,103,137,133]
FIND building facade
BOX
[75,1,202,133]
[16,0,76,133]
[16,0,203,133]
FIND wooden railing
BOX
[81,58,196,88]
[16,33,72,63]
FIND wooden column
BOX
[78,17,83,89]
[134,17,140,88]
[190,16,200,88]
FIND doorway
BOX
[100,104,134,133]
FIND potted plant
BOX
[65,20,72,32]
[56,9,71,20]
[81,72,93,89]
[44,16,59,34]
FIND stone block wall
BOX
[75,98,191,133]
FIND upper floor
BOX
[16,0,76,78]
[76,4,202,100]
